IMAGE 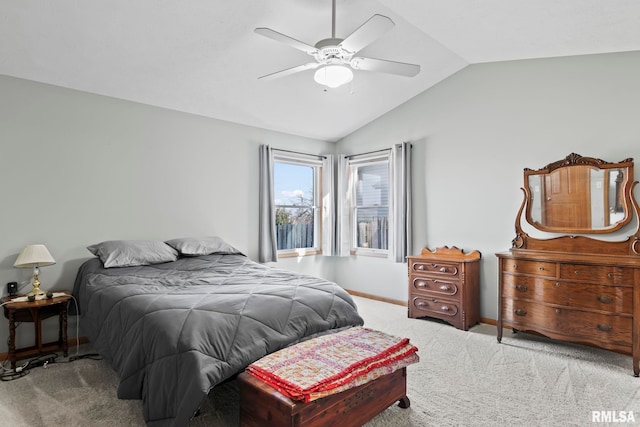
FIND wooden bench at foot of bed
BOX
[238,367,410,427]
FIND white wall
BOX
[335,50,640,320]
[0,75,335,348]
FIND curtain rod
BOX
[273,143,411,160]
[273,148,327,159]
[345,148,391,159]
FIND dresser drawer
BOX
[501,275,632,314]
[410,277,458,297]
[501,275,560,302]
[559,264,634,285]
[410,296,459,319]
[567,284,632,314]
[502,299,632,348]
[411,261,459,278]
[502,259,556,277]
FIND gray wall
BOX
[0,75,335,349]
[335,50,640,320]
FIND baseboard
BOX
[346,289,498,326]
[71,336,90,346]
[0,336,90,360]
[345,289,407,307]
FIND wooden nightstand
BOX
[1,291,72,369]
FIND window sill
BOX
[277,249,322,258]
[350,249,389,258]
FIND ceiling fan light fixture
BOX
[314,65,353,88]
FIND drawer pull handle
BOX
[597,295,613,304]
[512,264,518,270]
[515,285,527,292]
[607,273,614,278]
[514,309,527,316]
[555,309,561,314]
[416,281,426,288]
[597,324,613,332]
[416,301,427,307]
[555,282,561,287]
[439,284,451,291]
[441,305,450,312]
[539,267,545,271]
[417,265,425,270]
[574,270,580,275]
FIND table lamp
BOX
[14,244,56,297]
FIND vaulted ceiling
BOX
[2,1,639,141]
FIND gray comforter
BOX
[72,253,363,427]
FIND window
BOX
[349,152,391,255]
[273,154,323,256]
[262,144,408,263]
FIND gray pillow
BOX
[165,236,242,256]
[87,240,178,268]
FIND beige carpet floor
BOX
[1,295,639,426]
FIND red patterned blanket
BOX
[246,327,419,402]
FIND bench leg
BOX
[398,396,410,409]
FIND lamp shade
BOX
[14,244,56,268]
[314,65,353,88]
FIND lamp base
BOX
[27,274,46,297]
[26,288,45,297]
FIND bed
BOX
[72,237,364,427]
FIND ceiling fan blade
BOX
[339,14,394,54]
[351,57,420,77]
[258,63,320,81]
[254,28,318,55]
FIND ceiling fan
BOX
[254,0,420,89]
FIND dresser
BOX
[497,153,640,376]
[497,250,640,371]
[408,246,481,330]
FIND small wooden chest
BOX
[408,246,481,330]
[238,367,410,427]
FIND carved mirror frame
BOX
[512,153,640,256]
[524,153,635,234]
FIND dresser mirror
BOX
[524,153,635,234]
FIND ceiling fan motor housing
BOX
[314,38,354,64]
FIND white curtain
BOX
[258,144,277,263]
[321,154,335,256]
[336,155,353,256]
[390,142,412,263]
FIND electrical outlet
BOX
[7,282,17,296]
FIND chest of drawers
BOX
[497,250,640,376]
[408,246,481,330]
